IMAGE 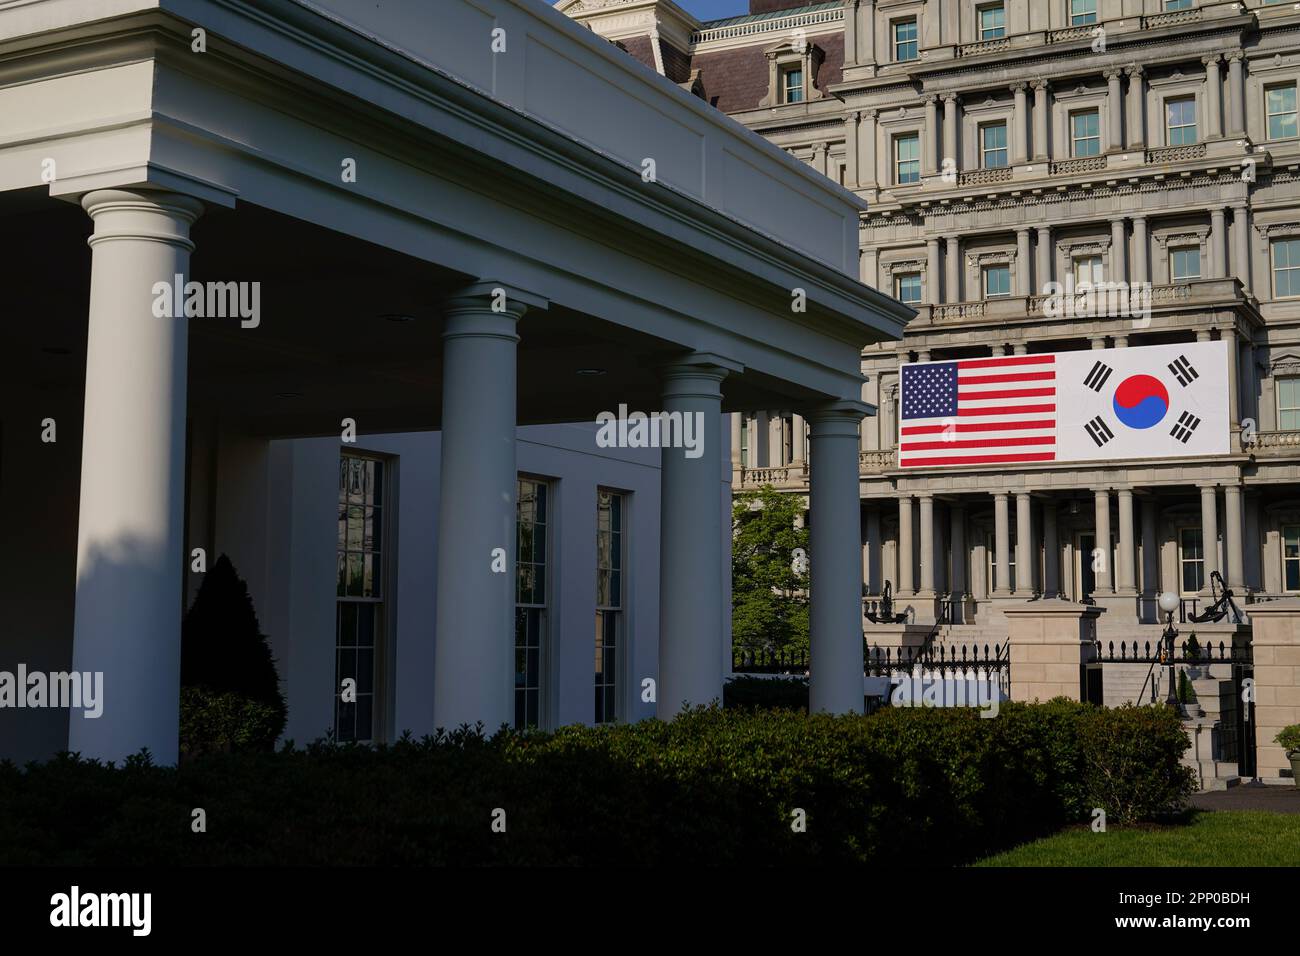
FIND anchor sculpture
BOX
[864,580,909,624]
[1188,570,1242,624]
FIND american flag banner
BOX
[898,341,1230,469]
[899,354,1057,468]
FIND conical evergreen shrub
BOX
[181,554,287,750]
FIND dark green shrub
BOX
[0,701,1195,866]
[180,554,286,751]
[179,688,284,761]
[723,675,808,712]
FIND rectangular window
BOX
[893,19,918,62]
[1071,110,1100,157]
[1285,526,1300,591]
[1070,0,1097,25]
[980,122,1009,168]
[1164,0,1192,9]
[987,533,1016,594]
[1166,97,1197,146]
[782,66,804,104]
[1266,84,1298,140]
[983,264,1011,298]
[335,455,386,744]
[1274,238,1300,298]
[1171,247,1201,282]
[896,273,922,304]
[1073,254,1103,287]
[979,3,1006,39]
[1277,376,1300,430]
[516,477,549,730]
[595,490,624,724]
[894,132,920,184]
[1179,527,1205,595]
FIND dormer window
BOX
[760,39,825,108]
[782,65,804,104]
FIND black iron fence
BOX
[1090,638,1250,664]
[732,641,1011,691]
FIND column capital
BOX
[1036,223,1052,235]
[941,92,961,105]
[1225,50,1245,63]
[1015,224,1032,235]
[924,92,940,105]
[445,281,548,317]
[805,398,871,429]
[1201,53,1222,67]
[81,188,204,252]
[1031,79,1050,92]
[1010,81,1028,93]
[862,107,878,121]
[1124,64,1144,78]
[1132,214,1148,225]
[1103,68,1123,81]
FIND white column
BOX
[1226,52,1245,136]
[866,505,882,594]
[1094,490,1112,593]
[898,495,914,595]
[1116,488,1136,595]
[808,403,869,714]
[1141,497,1159,620]
[768,412,785,467]
[1126,66,1145,148]
[942,94,960,172]
[1043,498,1060,598]
[433,283,538,731]
[1201,485,1220,593]
[1106,69,1123,150]
[1110,217,1127,284]
[1225,484,1244,589]
[861,109,878,187]
[918,494,936,596]
[845,111,860,187]
[1036,225,1052,294]
[926,238,941,304]
[791,413,806,465]
[994,492,1011,596]
[1132,216,1149,285]
[950,503,967,601]
[1016,228,1032,296]
[657,359,731,718]
[1203,54,1222,139]
[1012,82,1028,165]
[1232,203,1251,292]
[923,95,939,176]
[730,413,742,469]
[68,189,203,765]
[945,236,960,303]
[1210,207,1228,279]
[1032,81,1050,161]
[745,416,759,467]
[1015,492,1035,595]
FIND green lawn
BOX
[975,812,1300,866]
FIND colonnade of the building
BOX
[63,188,877,765]
[858,485,1253,619]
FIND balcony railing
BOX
[1247,431,1300,456]
[1046,25,1097,44]
[690,5,842,44]
[957,166,1013,187]
[956,36,1010,58]
[1049,155,1107,176]
[1145,143,1207,165]
[1144,7,1202,29]
[860,449,896,473]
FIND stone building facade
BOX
[564,0,1300,656]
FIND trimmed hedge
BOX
[0,701,1194,866]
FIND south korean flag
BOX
[1056,340,1230,464]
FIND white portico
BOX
[0,0,910,764]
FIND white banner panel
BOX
[897,341,1229,469]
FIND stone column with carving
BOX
[924,95,939,176]
[1032,81,1050,161]
[1226,51,1245,137]
[942,93,960,175]
[1132,215,1149,285]
[945,236,960,303]
[860,109,878,188]
[1035,225,1052,293]
[1203,54,1223,139]
[1105,69,1124,150]
[1125,65,1145,148]
[1016,227,1032,296]
[1012,82,1028,165]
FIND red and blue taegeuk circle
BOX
[1112,374,1169,430]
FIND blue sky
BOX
[677,0,749,18]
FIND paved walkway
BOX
[1191,784,1300,814]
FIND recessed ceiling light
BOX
[276,391,303,399]
[380,313,416,323]
[575,368,606,376]
[41,346,72,355]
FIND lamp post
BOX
[1158,591,1180,709]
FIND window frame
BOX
[980,121,1009,169]
[1277,375,1300,430]
[892,18,918,62]
[1070,108,1101,157]
[895,272,923,305]
[515,475,551,731]
[781,64,804,104]
[894,131,921,184]
[1069,0,1098,26]
[1273,238,1300,299]
[982,263,1012,299]
[1170,246,1201,283]
[1265,83,1298,141]
[1178,526,1205,596]
[595,488,626,725]
[1284,524,1300,592]
[978,2,1006,40]
[1165,96,1197,147]
[1073,254,1104,287]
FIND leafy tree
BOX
[731,486,809,655]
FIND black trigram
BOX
[1168,354,1199,387]
[1170,411,1201,443]
[1084,415,1114,447]
[1084,361,1113,393]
